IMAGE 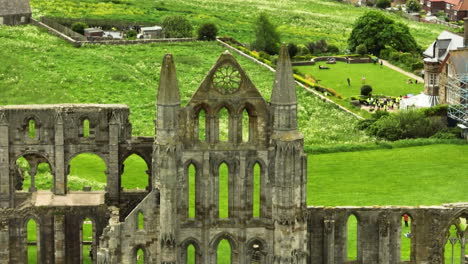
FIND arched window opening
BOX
[347,214,358,261]
[81,218,94,263]
[82,119,90,138]
[68,153,107,191]
[138,212,144,230]
[252,163,261,218]
[445,224,462,264]
[15,155,52,192]
[121,154,149,190]
[218,163,229,219]
[217,239,231,264]
[242,109,250,143]
[198,109,206,142]
[27,219,38,264]
[218,107,229,142]
[187,244,196,264]
[136,248,145,264]
[188,164,196,219]
[28,119,36,139]
[401,214,412,261]
[248,240,265,264]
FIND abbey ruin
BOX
[0,46,466,263]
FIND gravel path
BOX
[381,59,424,84]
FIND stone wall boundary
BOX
[32,18,195,47]
[216,38,364,120]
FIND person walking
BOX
[403,214,409,227]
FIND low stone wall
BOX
[32,18,195,47]
[292,61,315,66]
[81,37,194,46]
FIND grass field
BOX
[0,25,373,149]
[29,0,447,50]
[295,61,424,98]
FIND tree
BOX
[406,0,421,12]
[197,23,218,41]
[287,43,298,58]
[356,44,368,56]
[361,85,373,96]
[162,15,193,38]
[348,11,419,55]
[376,0,391,9]
[251,13,281,55]
[71,22,88,35]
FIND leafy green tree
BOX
[376,0,391,9]
[251,13,280,55]
[71,22,88,35]
[197,23,218,41]
[356,44,368,56]
[406,0,421,12]
[287,43,298,57]
[162,15,193,38]
[348,11,419,55]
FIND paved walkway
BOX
[380,59,424,83]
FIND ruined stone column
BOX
[54,111,66,195]
[0,218,10,262]
[0,112,11,208]
[324,219,335,264]
[378,216,390,264]
[108,111,121,204]
[54,214,66,264]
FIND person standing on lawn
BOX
[403,214,409,227]
[347,77,351,87]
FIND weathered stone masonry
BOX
[0,46,467,263]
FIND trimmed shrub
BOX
[71,22,88,35]
[356,44,368,56]
[197,23,218,41]
[360,85,373,96]
[376,0,391,9]
[126,29,137,39]
[162,15,193,38]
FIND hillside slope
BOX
[0,25,373,147]
[30,0,446,49]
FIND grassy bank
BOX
[0,25,372,148]
[30,0,447,50]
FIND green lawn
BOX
[295,61,424,99]
[308,144,468,206]
[29,0,447,50]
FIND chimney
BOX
[464,17,468,47]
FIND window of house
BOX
[429,74,438,85]
[0,17,4,25]
[427,1,431,7]
[21,16,26,23]
[446,3,450,9]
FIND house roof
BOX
[454,0,468,10]
[430,0,460,4]
[423,31,464,61]
[141,26,162,32]
[0,0,31,16]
